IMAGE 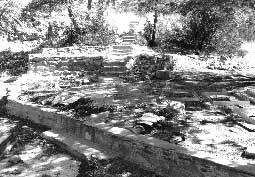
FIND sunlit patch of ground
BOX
[179,109,255,173]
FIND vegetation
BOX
[0,50,29,76]
[0,0,255,62]
[119,0,255,56]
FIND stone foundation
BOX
[28,45,107,74]
[5,99,255,177]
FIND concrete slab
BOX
[41,130,117,161]
[5,99,255,177]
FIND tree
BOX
[177,0,255,54]
[0,0,23,39]
[87,0,92,10]
[119,0,178,47]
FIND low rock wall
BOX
[5,99,255,177]
[29,55,103,74]
[28,45,107,74]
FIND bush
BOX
[0,50,29,76]
[156,2,255,56]
[61,2,116,46]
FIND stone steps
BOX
[122,35,136,39]
[103,71,126,77]
[103,65,127,72]
[103,61,125,66]
[112,45,133,50]
[112,49,133,53]
[122,39,135,43]
[110,52,132,56]
[101,21,137,77]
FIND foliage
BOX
[156,0,255,55]
[54,97,116,117]
[0,50,29,76]
[119,0,178,47]
[0,0,24,38]
[60,0,116,46]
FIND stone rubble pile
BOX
[126,54,175,80]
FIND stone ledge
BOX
[0,133,13,154]
[5,99,255,177]
[41,130,116,161]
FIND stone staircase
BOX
[102,21,139,77]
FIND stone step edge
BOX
[41,130,117,162]
[5,99,255,177]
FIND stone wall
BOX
[29,56,103,74]
[5,99,255,177]
[28,45,107,75]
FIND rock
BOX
[51,92,70,105]
[132,113,165,134]
[133,125,146,134]
[156,70,170,80]
[241,146,255,159]
[63,95,82,105]
[139,113,165,126]
[89,111,110,123]
[8,155,23,165]
[167,101,186,115]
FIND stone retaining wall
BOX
[28,45,107,74]
[5,99,255,177]
[29,55,103,74]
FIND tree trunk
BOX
[88,0,92,10]
[68,6,78,30]
[47,22,53,46]
[151,10,158,47]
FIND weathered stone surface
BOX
[138,113,165,126]
[5,99,255,177]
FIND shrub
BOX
[156,2,255,56]
[61,2,116,46]
[0,50,29,76]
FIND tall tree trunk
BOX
[111,0,115,6]
[151,10,158,46]
[68,6,78,30]
[88,0,92,10]
[67,2,80,45]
